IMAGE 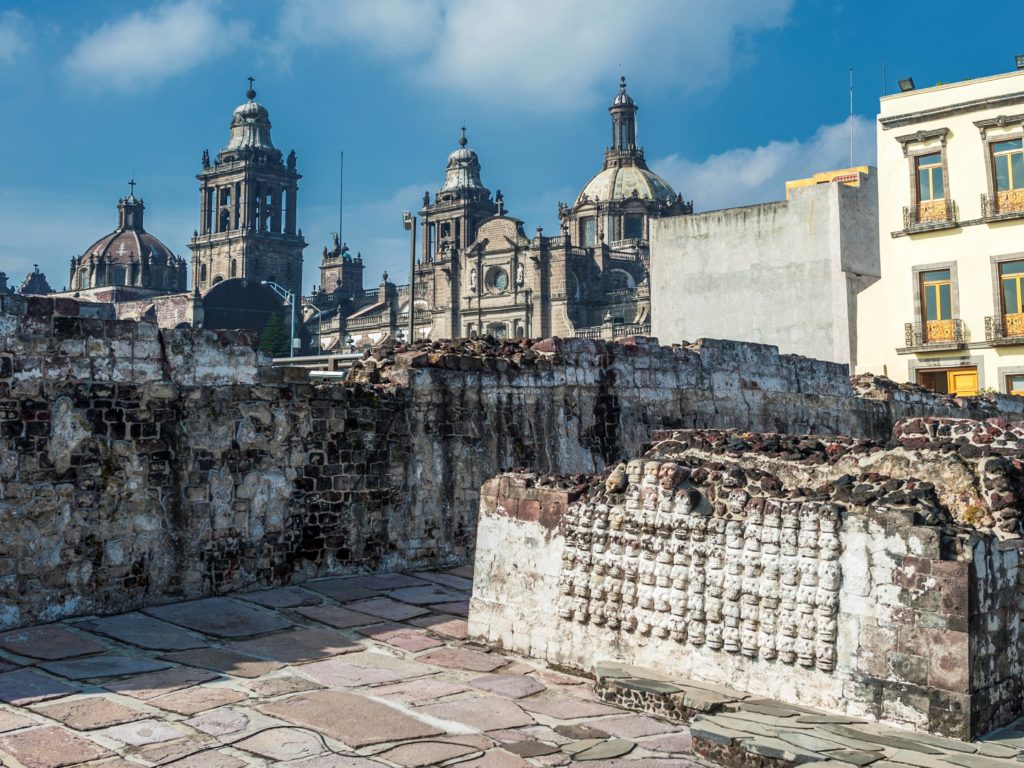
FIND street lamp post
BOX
[261,280,296,357]
[403,211,416,344]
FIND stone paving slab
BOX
[73,613,209,651]
[0,669,79,705]
[0,625,107,661]
[32,697,148,730]
[37,654,171,680]
[413,571,475,591]
[261,688,444,747]
[388,585,467,606]
[145,597,293,638]
[160,646,284,678]
[0,725,114,767]
[0,568,1015,768]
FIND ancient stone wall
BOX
[2,293,1024,632]
[469,428,1024,739]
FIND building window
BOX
[921,269,953,342]
[993,139,1024,192]
[1008,374,1024,396]
[580,217,596,247]
[200,264,207,284]
[916,153,944,202]
[486,267,508,293]
[1000,260,1024,337]
[230,259,237,278]
[917,367,979,397]
[623,214,643,240]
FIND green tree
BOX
[259,312,290,357]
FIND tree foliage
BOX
[259,312,291,357]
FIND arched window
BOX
[212,275,223,286]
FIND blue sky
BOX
[0,0,1020,294]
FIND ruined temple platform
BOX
[0,571,1014,768]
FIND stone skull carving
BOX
[605,463,628,494]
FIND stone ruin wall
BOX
[2,292,1023,632]
[468,425,1024,739]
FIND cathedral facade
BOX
[307,78,692,350]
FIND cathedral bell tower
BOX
[188,79,306,300]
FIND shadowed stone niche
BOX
[469,424,1024,741]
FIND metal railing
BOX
[985,313,1024,341]
[904,319,966,348]
[981,191,1024,220]
[902,200,958,230]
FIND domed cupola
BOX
[222,79,278,159]
[70,181,187,292]
[439,128,489,199]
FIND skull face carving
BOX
[605,463,628,494]
[643,461,662,486]
[658,462,684,490]
[626,459,644,485]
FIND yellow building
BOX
[785,165,870,198]
[857,66,1024,396]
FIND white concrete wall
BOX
[650,177,879,367]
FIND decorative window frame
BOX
[907,355,986,391]
[989,251,1024,316]
[895,128,951,211]
[911,260,960,324]
[975,114,1024,197]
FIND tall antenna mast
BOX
[849,67,854,166]
[339,151,344,244]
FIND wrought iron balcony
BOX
[903,319,966,350]
[981,191,1024,221]
[902,200,959,232]
[985,313,1024,343]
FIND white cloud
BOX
[0,11,30,63]
[278,0,792,108]
[65,1,248,91]
[652,115,877,211]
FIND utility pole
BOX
[849,67,854,167]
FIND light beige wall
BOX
[857,69,1024,392]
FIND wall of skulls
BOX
[556,460,841,672]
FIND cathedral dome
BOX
[575,164,677,205]
[80,195,176,267]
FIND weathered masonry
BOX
[469,421,1024,740]
[1,293,1022,630]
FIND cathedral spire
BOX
[609,76,638,155]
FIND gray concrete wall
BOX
[650,174,880,367]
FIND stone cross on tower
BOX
[128,178,136,196]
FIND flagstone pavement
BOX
[0,568,1017,768]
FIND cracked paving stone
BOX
[777,730,854,753]
[236,587,322,609]
[553,724,610,740]
[588,713,677,738]
[104,667,219,700]
[375,741,482,766]
[417,647,507,673]
[387,585,465,606]
[0,706,35,731]
[73,613,208,652]
[295,605,379,630]
[457,750,530,768]
[184,706,250,736]
[418,696,535,731]
[636,731,694,753]
[345,597,429,622]
[300,652,435,688]
[354,623,444,651]
[149,686,249,715]
[500,740,560,757]
[160,647,284,678]
[408,613,469,639]
[227,627,362,664]
[0,725,114,767]
[0,669,79,705]
[38,655,172,681]
[144,597,293,639]
[428,601,470,616]
[519,694,622,720]
[260,689,443,748]
[820,724,943,754]
[368,678,471,705]
[136,738,213,763]
[573,739,636,761]
[234,727,328,760]
[102,718,185,746]
[276,757,389,768]
[301,578,380,604]
[350,574,431,591]
[741,735,827,763]
[0,625,107,661]
[32,696,148,730]
[161,753,248,768]
[243,674,324,697]
[413,571,474,591]
[471,673,546,699]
